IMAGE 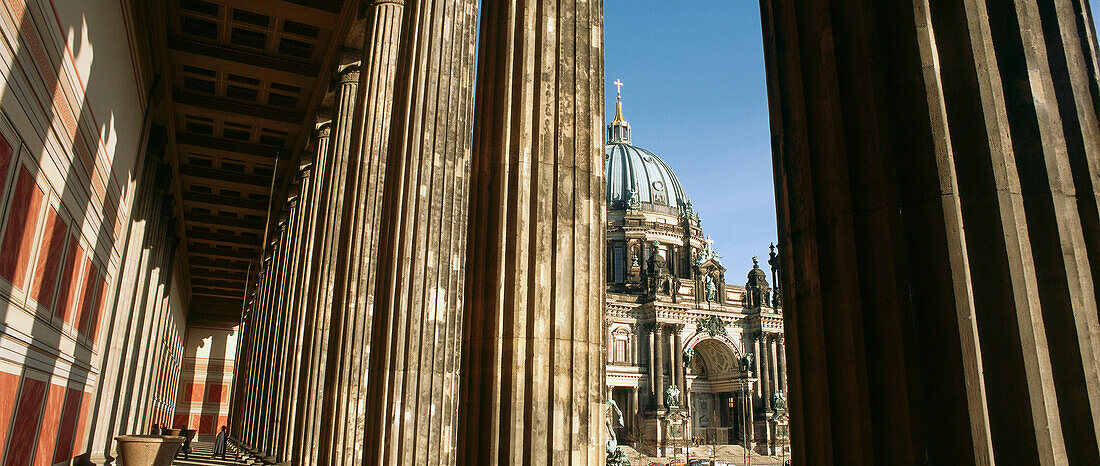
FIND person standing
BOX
[150,423,160,435]
[212,425,228,459]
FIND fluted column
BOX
[459,0,606,462]
[298,122,331,466]
[313,2,409,464]
[361,1,478,464]
[279,167,312,462]
[762,0,1100,463]
[310,61,360,464]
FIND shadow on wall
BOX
[174,325,238,437]
[0,2,146,466]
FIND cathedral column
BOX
[655,324,666,410]
[459,0,606,463]
[360,0,478,464]
[647,324,656,398]
[769,334,780,401]
[777,337,786,394]
[753,336,762,398]
[762,0,1100,463]
[760,334,772,414]
[673,325,685,400]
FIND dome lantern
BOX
[608,78,631,144]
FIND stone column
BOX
[459,1,606,462]
[668,323,677,404]
[654,324,666,410]
[777,336,786,394]
[769,335,780,401]
[752,336,762,398]
[761,334,772,414]
[647,324,655,398]
[294,122,330,466]
[330,2,406,464]
[761,0,1100,463]
[631,387,639,434]
[362,1,478,464]
[279,167,312,462]
[310,61,359,465]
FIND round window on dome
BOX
[652,181,665,191]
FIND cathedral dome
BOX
[604,87,689,215]
[605,143,690,214]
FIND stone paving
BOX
[172,439,246,466]
[621,445,790,465]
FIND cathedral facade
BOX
[602,94,788,458]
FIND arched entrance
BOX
[686,338,748,445]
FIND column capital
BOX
[315,122,332,139]
[337,63,360,84]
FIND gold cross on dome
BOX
[614,79,624,98]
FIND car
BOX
[687,460,712,466]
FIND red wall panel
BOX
[198,414,214,434]
[70,391,90,460]
[54,236,82,324]
[0,132,12,194]
[187,383,203,403]
[0,167,44,289]
[29,207,66,311]
[51,387,82,464]
[205,383,224,403]
[172,413,188,429]
[89,277,109,343]
[75,261,98,335]
[32,384,64,466]
[0,372,20,460]
[5,377,46,466]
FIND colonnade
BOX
[85,126,188,465]
[228,0,606,464]
[752,332,785,410]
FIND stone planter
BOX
[114,435,184,466]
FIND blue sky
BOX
[605,0,1100,281]
[605,1,774,280]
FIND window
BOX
[613,246,625,283]
[613,335,628,363]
